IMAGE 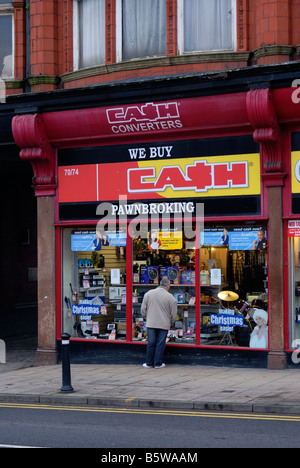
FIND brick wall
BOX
[6,1,300,95]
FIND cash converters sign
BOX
[58,154,260,204]
[127,159,248,193]
[106,101,183,134]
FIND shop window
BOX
[73,0,106,70]
[132,224,197,345]
[61,224,268,349]
[200,226,268,349]
[0,3,14,79]
[177,0,236,53]
[288,222,300,350]
[116,0,166,62]
[62,228,127,341]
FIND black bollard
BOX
[60,333,74,393]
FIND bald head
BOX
[160,278,171,289]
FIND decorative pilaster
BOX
[12,1,26,80]
[12,113,57,366]
[35,196,57,366]
[247,89,283,173]
[246,88,287,370]
[29,0,58,91]
[166,0,177,56]
[106,0,116,64]
[237,0,249,52]
[63,0,73,74]
[12,114,57,196]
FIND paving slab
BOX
[1,336,300,415]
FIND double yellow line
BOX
[0,402,299,422]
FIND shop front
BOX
[289,131,300,356]
[11,78,300,369]
[57,133,269,356]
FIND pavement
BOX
[1,335,300,415]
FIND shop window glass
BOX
[0,9,13,79]
[62,227,127,341]
[288,223,300,351]
[62,223,268,349]
[132,223,198,345]
[200,226,268,349]
[178,0,235,53]
[121,0,166,61]
[73,0,105,70]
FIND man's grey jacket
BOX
[141,286,178,330]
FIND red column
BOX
[252,0,293,64]
[236,0,249,52]
[12,114,58,366]
[166,0,177,56]
[12,1,26,80]
[106,0,116,64]
[247,88,287,370]
[30,0,58,91]
[62,0,74,74]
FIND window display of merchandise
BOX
[197,227,268,349]
[132,248,197,345]
[76,253,127,340]
[61,225,269,349]
[289,232,300,349]
[199,246,268,348]
[62,228,128,341]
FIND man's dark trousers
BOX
[146,328,168,367]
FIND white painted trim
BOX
[0,8,14,79]
[177,0,237,54]
[73,0,79,71]
[115,0,122,63]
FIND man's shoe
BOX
[155,363,166,369]
[143,363,153,368]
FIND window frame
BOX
[73,0,238,71]
[116,0,122,63]
[73,0,106,71]
[115,0,167,63]
[177,0,237,55]
[0,3,14,80]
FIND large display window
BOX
[131,223,198,345]
[200,226,268,348]
[62,227,128,341]
[61,223,268,350]
[288,221,300,349]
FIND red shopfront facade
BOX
[11,83,300,369]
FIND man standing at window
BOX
[141,278,177,369]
